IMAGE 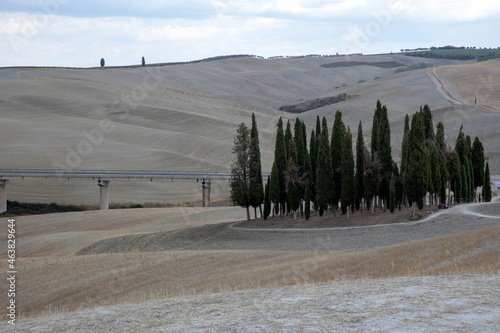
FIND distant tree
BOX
[100,58,105,68]
[230,123,251,220]
[389,172,396,213]
[471,137,485,201]
[263,177,271,220]
[142,56,146,67]
[355,121,365,211]
[316,117,334,218]
[482,162,492,202]
[331,111,345,215]
[404,113,430,218]
[305,178,311,220]
[248,113,264,218]
[341,128,355,218]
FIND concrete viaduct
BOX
[0,169,261,213]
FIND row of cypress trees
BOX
[230,102,491,221]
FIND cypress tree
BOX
[331,111,345,215]
[294,118,305,172]
[316,117,334,218]
[455,125,466,165]
[468,159,474,201]
[316,115,321,139]
[422,104,435,141]
[377,103,392,210]
[249,113,264,218]
[400,114,410,207]
[100,58,105,67]
[269,162,280,217]
[429,140,441,207]
[341,128,355,218]
[287,140,300,219]
[456,172,462,203]
[355,121,365,211]
[404,113,430,218]
[483,162,492,202]
[273,118,288,217]
[284,120,293,160]
[471,137,485,200]
[229,123,252,220]
[309,130,317,207]
[363,150,381,215]
[447,151,461,204]
[389,172,396,213]
[436,122,446,154]
[142,56,146,67]
[305,178,311,220]
[371,100,382,156]
[465,135,472,162]
[462,164,468,203]
[438,148,449,204]
[263,177,271,220]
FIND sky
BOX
[1,0,499,67]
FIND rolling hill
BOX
[0,54,499,205]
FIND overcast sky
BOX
[1,0,499,67]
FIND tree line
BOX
[230,102,491,221]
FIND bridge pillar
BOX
[207,181,211,207]
[202,181,206,207]
[0,179,9,213]
[98,180,110,210]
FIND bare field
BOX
[0,202,498,323]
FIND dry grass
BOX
[7,224,499,319]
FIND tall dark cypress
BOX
[249,113,264,218]
[400,114,410,206]
[355,121,365,211]
[341,127,355,218]
[309,130,317,207]
[455,125,466,165]
[263,177,271,220]
[404,112,430,218]
[316,115,321,139]
[330,111,345,214]
[304,178,311,220]
[471,137,484,200]
[422,104,435,141]
[273,118,288,217]
[284,120,293,161]
[377,103,392,210]
[482,162,492,202]
[316,117,334,218]
[371,100,382,157]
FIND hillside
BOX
[0,54,499,205]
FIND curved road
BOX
[79,202,500,254]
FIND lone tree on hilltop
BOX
[230,123,252,220]
[142,56,146,67]
[100,58,105,68]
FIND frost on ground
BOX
[9,275,499,332]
